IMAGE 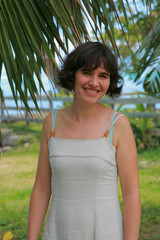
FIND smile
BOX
[85,88,99,94]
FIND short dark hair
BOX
[56,41,123,98]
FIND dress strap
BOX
[109,111,117,144]
[50,111,58,137]
[52,110,58,129]
[109,112,125,144]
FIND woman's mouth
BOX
[85,88,99,94]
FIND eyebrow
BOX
[81,68,91,71]
[81,68,110,76]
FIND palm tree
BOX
[0,0,159,118]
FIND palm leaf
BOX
[0,0,156,118]
[134,19,160,97]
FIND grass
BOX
[0,121,160,239]
[137,148,160,239]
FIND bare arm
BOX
[115,116,141,240]
[27,114,52,240]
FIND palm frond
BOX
[0,0,156,117]
[134,19,160,97]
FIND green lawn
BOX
[0,122,160,240]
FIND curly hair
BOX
[56,42,123,98]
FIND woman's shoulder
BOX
[43,111,54,142]
[101,105,123,121]
[114,112,129,126]
[113,112,132,138]
[44,111,53,126]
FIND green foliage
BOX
[128,104,154,149]
[103,1,160,97]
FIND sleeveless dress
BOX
[42,111,124,240]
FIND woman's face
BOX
[73,64,110,104]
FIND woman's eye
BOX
[100,73,110,79]
[100,75,107,79]
[83,71,90,75]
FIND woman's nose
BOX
[89,75,99,86]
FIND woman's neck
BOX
[69,100,103,123]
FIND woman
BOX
[27,42,141,240]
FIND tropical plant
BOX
[103,0,160,95]
[0,0,159,118]
[134,19,160,97]
[127,104,155,149]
